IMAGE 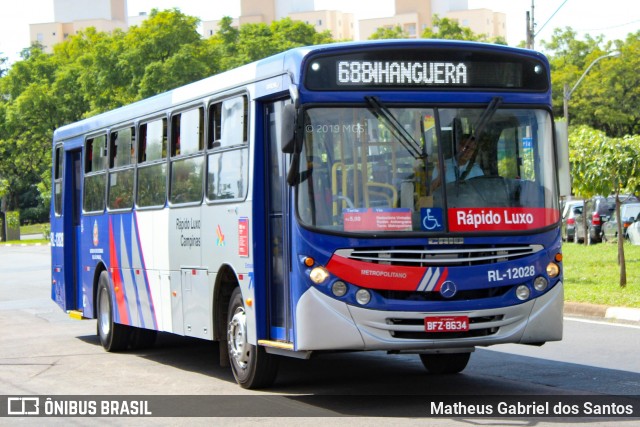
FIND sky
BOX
[1,0,639,66]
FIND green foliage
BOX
[544,29,640,137]
[420,16,506,44]
[368,25,408,40]
[0,54,8,77]
[213,17,333,69]
[569,125,640,286]
[366,15,506,44]
[422,16,481,41]
[569,125,640,198]
[0,10,334,219]
[41,223,51,240]
[6,211,20,229]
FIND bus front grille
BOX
[336,244,543,267]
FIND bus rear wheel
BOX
[419,352,471,374]
[227,287,279,389]
[96,271,131,352]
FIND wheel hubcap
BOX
[98,287,110,337]
[228,306,249,368]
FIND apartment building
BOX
[30,0,128,53]
[359,0,506,40]
[203,0,354,41]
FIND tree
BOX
[569,126,640,287]
[543,28,640,137]
[0,10,337,221]
[368,25,408,40]
[213,17,334,70]
[0,54,7,77]
[0,45,59,214]
[422,16,481,41]
[420,15,506,44]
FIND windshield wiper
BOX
[457,96,502,181]
[365,96,424,159]
[470,96,502,143]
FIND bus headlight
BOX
[516,285,530,301]
[534,276,548,291]
[355,289,371,305]
[546,262,560,278]
[309,266,329,284]
[331,281,348,297]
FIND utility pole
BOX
[526,0,535,49]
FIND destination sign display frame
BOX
[304,47,549,91]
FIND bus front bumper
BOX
[294,282,563,351]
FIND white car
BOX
[628,214,640,245]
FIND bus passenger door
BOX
[72,150,83,309]
[265,100,292,343]
[57,149,82,312]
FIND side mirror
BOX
[554,120,571,197]
[281,103,298,154]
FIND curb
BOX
[564,302,640,324]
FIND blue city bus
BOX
[51,40,570,388]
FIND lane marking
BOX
[564,316,640,329]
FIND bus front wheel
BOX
[96,271,131,352]
[227,287,279,389]
[419,352,471,374]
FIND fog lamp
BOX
[309,266,329,284]
[546,262,560,278]
[331,281,348,297]
[516,285,531,301]
[534,276,549,292]
[355,289,371,305]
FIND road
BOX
[0,245,638,426]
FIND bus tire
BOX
[419,352,470,374]
[227,287,279,389]
[96,271,131,352]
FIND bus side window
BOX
[169,108,204,205]
[83,135,107,213]
[54,145,63,216]
[207,95,249,202]
[136,118,167,208]
[208,102,222,149]
[108,127,135,210]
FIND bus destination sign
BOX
[304,47,549,91]
[337,61,468,86]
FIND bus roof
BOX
[53,39,547,144]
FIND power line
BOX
[535,0,569,37]
[576,19,640,32]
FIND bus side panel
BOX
[79,215,109,318]
[199,201,256,343]
[136,209,171,332]
[91,212,159,330]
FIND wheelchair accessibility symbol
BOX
[421,208,444,231]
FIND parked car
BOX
[602,202,640,242]
[561,200,583,242]
[628,213,640,245]
[575,194,639,244]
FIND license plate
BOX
[425,316,469,332]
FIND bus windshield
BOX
[296,104,558,233]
